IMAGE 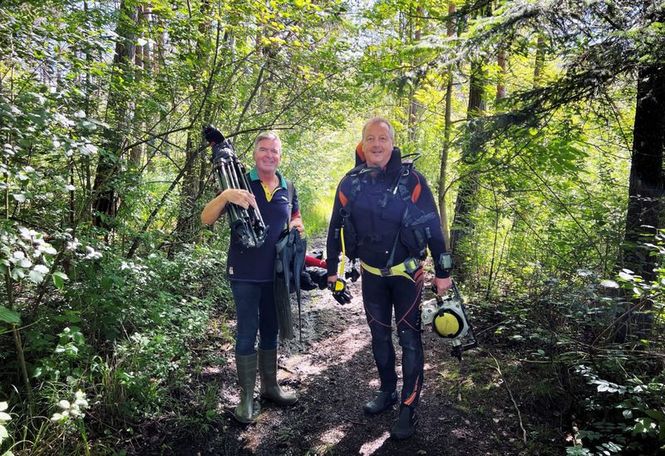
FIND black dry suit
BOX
[326,147,450,410]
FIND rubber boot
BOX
[234,353,261,424]
[363,390,398,415]
[258,348,298,405]
[390,406,418,440]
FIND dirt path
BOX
[176,274,558,456]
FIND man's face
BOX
[362,122,393,168]
[253,138,281,175]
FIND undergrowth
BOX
[0,237,233,455]
[470,255,665,456]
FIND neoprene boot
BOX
[390,406,418,440]
[234,353,260,424]
[363,390,398,415]
[258,348,298,405]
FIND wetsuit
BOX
[326,147,449,409]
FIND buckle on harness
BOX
[379,267,391,277]
[404,257,419,274]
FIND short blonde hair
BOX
[362,117,395,141]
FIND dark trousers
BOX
[230,280,279,356]
[361,267,425,408]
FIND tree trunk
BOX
[130,5,150,168]
[533,34,546,87]
[616,0,665,339]
[407,6,424,143]
[170,132,201,255]
[5,272,32,400]
[496,46,507,102]
[450,59,487,279]
[450,1,491,281]
[91,0,137,228]
[437,0,456,251]
[622,63,665,280]
[407,94,419,143]
[483,42,509,289]
[170,0,213,253]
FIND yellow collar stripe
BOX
[260,181,279,202]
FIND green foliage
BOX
[0,401,11,448]
[0,0,661,453]
[1,0,362,447]
[1,224,60,285]
[0,242,229,453]
[280,120,363,236]
[562,247,665,455]
[570,362,665,455]
[0,307,20,326]
[491,251,665,456]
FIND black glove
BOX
[203,125,225,144]
[345,262,360,283]
[328,278,352,305]
[299,270,317,291]
[306,267,329,290]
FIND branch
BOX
[233,63,267,134]
[123,125,192,152]
[515,153,604,259]
[489,351,527,445]
[126,144,206,258]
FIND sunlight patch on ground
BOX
[215,280,377,453]
[218,384,239,411]
[282,311,371,379]
[223,294,373,453]
[358,431,390,455]
[203,366,223,375]
[311,423,350,452]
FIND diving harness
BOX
[421,280,478,360]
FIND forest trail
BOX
[166,273,552,456]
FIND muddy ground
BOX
[137,271,567,455]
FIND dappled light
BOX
[358,431,391,455]
[2,0,664,455]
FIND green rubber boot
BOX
[234,353,261,424]
[258,348,298,406]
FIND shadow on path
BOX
[166,274,539,456]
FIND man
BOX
[326,117,453,440]
[201,130,304,424]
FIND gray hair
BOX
[362,117,395,141]
[253,130,282,151]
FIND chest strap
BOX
[360,257,421,282]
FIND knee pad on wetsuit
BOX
[397,329,421,351]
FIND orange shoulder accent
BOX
[356,142,365,163]
[411,174,422,203]
[339,190,349,207]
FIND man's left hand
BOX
[328,278,352,304]
[289,218,304,234]
[434,277,453,295]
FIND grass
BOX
[303,198,334,238]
